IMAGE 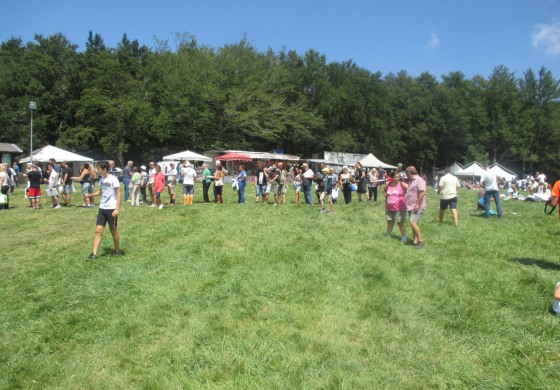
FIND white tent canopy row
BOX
[455,161,517,181]
[18,145,93,163]
[162,150,212,162]
[224,150,300,161]
[358,153,397,169]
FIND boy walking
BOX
[85,161,122,260]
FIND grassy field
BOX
[1,184,559,389]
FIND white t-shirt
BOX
[148,168,156,184]
[438,173,460,200]
[303,169,314,179]
[182,167,197,185]
[49,168,60,187]
[0,172,7,187]
[482,171,498,191]
[99,174,120,210]
[537,173,546,183]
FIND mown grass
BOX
[1,185,559,389]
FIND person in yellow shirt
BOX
[437,167,461,227]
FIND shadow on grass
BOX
[510,257,560,271]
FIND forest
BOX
[1,31,559,176]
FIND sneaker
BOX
[86,253,97,261]
[112,250,123,256]
[158,204,163,209]
[320,209,327,213]
[414,241,424,249]
[149,204,156,208]
[400,237,408,244]
[54,205,61,209]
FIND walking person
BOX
[383,170,408,243]
[85,161,122,260]
[405,166,427,249]
[438,167,461,226]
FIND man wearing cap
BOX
[301,163,314,205]
[319,167,335,213]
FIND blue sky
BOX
[1,0,559,79]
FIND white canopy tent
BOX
[18,145,93,164]
[436,162,463,175]
[163,150,212,162]
[455,162,486,178]
[490,163,517,182]
[358,153,397,169]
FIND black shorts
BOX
[440,197,458,210]
[96,208,118,229]
[214,186,223,196]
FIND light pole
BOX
[29,101,36,163]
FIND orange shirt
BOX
[552,180,560,218]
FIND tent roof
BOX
[18,145,93,163]
[224,150,300,161]
[358,153,397,169]
[490,163,517,181]
[163,150,212,162]
[436,162,463,175]
[307,159,346,166]
[455,161,486,177]
[0,143,23,153]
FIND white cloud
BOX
[532,20,560,55]
[426,32,440,50]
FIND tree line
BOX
[1,32,559,176]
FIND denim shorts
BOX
[256,184,267,196]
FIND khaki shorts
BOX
[167,183,176,196]
[385,209,407,223]
[409,209,425,223]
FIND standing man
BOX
[319,167,335,213]
[27,164,43,210]
[123,160,133,202]
[405,166,426,249]
[481,165,503,219]
[255,161,267,203]
[61,161,73,207]
[200,163,212,203]
[166,162,177,206]
[438,167,461,227]
[85,161,122,260]
[301,163,314,205]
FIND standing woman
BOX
[73,163,93,207]
[237,164,247,204]
[214,165,225,204]
[383,170,409,243]
[130,166,141,206]
[339,166,353,205]
[292,166,302,205]
[368,168,378,202]
[153,164,166,209]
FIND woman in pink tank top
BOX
[383,170,409,243]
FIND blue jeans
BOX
[484,189,502,218]
[123,178,130,200]
[303,187,313,204]
[238,181,246,204]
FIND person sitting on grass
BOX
[553,282,560,315]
